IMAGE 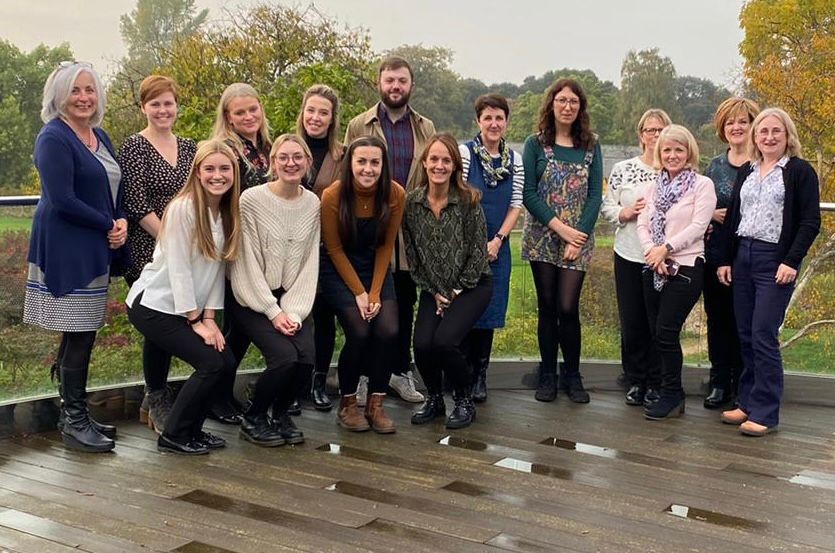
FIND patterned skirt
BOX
[23,264,109,332]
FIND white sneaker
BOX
[356,376,368,407]
[389,371,425,403]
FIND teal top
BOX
[521,134,603,234]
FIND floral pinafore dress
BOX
[521,141,596,271]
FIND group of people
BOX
[23,55,820,456]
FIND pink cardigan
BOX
[637,174,717,267]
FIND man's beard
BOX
[380,89,411,109]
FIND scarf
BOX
[649,168,696,290]
[472,134,511,188]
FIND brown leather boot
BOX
[365,393,396,434]
[338,395,370,432]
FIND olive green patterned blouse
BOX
[403,186,491,298]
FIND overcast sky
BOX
[0,0,746,88]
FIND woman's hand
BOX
[355,292,371,321]
[619,198,646,223]
[775,264,797,285]
[550,219,587,247]
[486,237,502,262]
[644,245,669,272]
[108,218,128,249]
[192,320,226,351]
[563,244,581,262]
[272,312,300,336]
[434,293,451,317]
[717,266,732,286]
[712,208,727,224]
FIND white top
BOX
[126,196,226,315]
[459,143,524,208]
[230,184,321,324]
[601,156,658,263]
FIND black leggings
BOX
[312,293,337,376]
[56,331,97,371]
[530,262,586,376]
[334,299,398,395]
[465,328,495,366]
[414,276,493,394]
[126,276,172,391]
[393,270,418,375]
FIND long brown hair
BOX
[162,139,241,261]
[416,133,481,206]
[295,84,342,161]
[537,78,593,150]
[337,136,392,247]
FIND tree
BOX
[505,91,541,143]
[618,49,681,137]
[120,0,208,71]
[675,75,731,159]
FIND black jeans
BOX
[414,276,493,394]
[226,289,314,415]
[703,261,743,392]
[334,300,398,395]
[125,275,172,391]
[642,260,704,395]
[529,262,585,376]
[393,269,418,375]
[128,294,237,441]
[614,253,659,388]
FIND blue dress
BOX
[464,141,515,329]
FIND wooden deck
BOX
[1,389,834,552]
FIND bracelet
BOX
[186,314,203,326]
[203,315,215,320]
[495,233,507,242]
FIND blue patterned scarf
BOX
[650,168,696,290]
[472,134,511,188]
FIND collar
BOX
[416,186,461,208]
[752,155,790,171]
[364,102,419,125]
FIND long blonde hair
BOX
[211,83,272,161]
[162,140,241,261]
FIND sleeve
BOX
[344,117,360,145]
[280,198,321,323]
[120,136,153,222]
[715,165,748,267]
[521,135,555,227]
[665,176,717,253]
[35,132,112,232]
[368,184,405,304]
[230,194,282,320]
[161,199,199,314]
[783,161,821,269]
[636,183,655,255]
[321,185,366,296]
[204,258,226,311]
[402,201,436,296]
[577,141,603,234]
[510,152,524,208]
[457,202,489,290]
[459,144,472,182]
[601,161,625,226]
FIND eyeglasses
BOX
[275,153,306,165]
[554,98,580,108]
[642,127,664,135]
[58,60,93,69]
[757,128,785,138]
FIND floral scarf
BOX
[472,134,511,188]
[650,168,696,290]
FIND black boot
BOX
[446,389,476,429]
[534,369,557,402]
[273,412,304,444]
[644,390,686,420]
[563,371,590,403]
[240,412,286,447]
[471,359,488,403]
[311,371,332,412]
[411,393,446,424]
[703,386,728,409]
[59,366,114,453]
[53,363,116,439]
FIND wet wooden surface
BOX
[1,389,834,552]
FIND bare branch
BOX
[781,319,835,349]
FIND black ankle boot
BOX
[240,412,286,447]
[311,371,332,412]
[643,388,660,407]
[446,390,475,429]
[53,363,117,439]
[644,391,686,420]
[59,366,114,453]
[563,372,590,403]
[472,359,488,403]
[703,386,728,409]
[285,399,302,416]
[535,370,557,402]
[411,393,446,424]
[273,412,304,444]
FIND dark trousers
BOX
[393,270,418,375]
[733,239,793,427]
[643,260,704,395]
[614,253,659,388]
[126,275,172,391]
[128,296,236,441]
[56,331,97,371]
[465,328,495,367]
[334,300,398,395]
[226,290,314,416]
[312,293,336,376]
[414,276,493,394]
[703,261,743,393]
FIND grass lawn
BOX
[0,215,32,232]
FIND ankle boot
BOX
[273,412,305,444]
[534,370,557,402]
[644,390,686,420]
[239,412,286,447]
[337,395,370,432]
[446,389,476,429]
[563,372,590,404]
[53,363,117,439]
[311,371,332,412]
[411,393,446,424]
[59,366,114,453]
[365,393,396,434]
[146,387,174,435]
[472,359,488,403]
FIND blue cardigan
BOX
[28,118,127,296]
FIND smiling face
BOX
[272,140,310,185]
[64,71,97,125]
[552,86,581,128]
[754,114,787,160]
[302,94,333,139]
[141,91,177,132]
[477,106,508,146]
[724,111,752,148]
[226,95,263,140]
[379,67,413,110]
[198,152,235,204]
[422,140,454,187]
[639,116,665,153]
[659,139,689,178]
[351,145,384,190]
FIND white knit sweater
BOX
[230,184,320,323]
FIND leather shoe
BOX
[274,413,305,444]
[535,372,557,402]
[625,385,645,406]
[644,391,685,420]
[195,430,226,449]
[240,413,286,447]
[207,401,242,425]
[703,387,729,410]
[311,372,333,412]
[564,373,590,404]
[739,420,776,437]
[446,391,475,429]
[643,388,660,408]
[158,434,209,455]
[286,400,302,416]
[720,408,748,425]
[411,394,446,424]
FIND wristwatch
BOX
[665,242,674,253]
[495,233,507,242]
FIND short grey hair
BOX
[40,63,106,126]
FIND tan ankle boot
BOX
[338,395,370,432]
[365,393,396,434]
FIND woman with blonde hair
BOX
[126,139,242,455]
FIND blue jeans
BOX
[733,238,794,427]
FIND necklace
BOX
[65,118,95,149]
